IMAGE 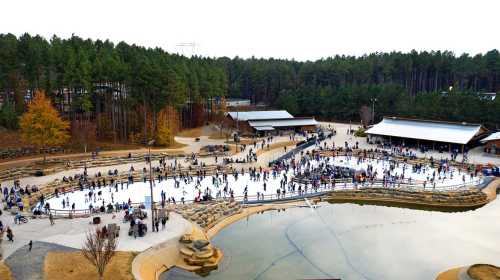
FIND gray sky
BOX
[3,0,499,61]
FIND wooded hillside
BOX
[0,33,498,146]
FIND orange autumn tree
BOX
[19,90,70,163]
[156,106,180,147]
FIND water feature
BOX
[163,198,500,280]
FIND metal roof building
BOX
[226,110,317,133]
[366,117,485,145]
[227,110,293,121]
[226,98,251,107]
[248,118,318,129]
[480,132,500,143]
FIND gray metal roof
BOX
[254,126,275,131]
[227,110,293,121]
[481,132,500,143]
[366,117,483,144]
[249,118,318,128]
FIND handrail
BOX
[39,176,479,217]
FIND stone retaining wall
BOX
[325,187,487,209]
[0,150,229,182]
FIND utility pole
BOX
[236,111,239,152]
[370,98,377,124]
[148,139,155,232]
[236,111,239,132]
[176,42,198,57]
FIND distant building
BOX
[480,132,500,155]
[478,92,496,101]
[226,110,318,134]
[366,117,487,152]
[226,98,251,107]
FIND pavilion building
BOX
[226,110,318,134]
[480,132,500,155]
[366,117,487,153]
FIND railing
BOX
[292,176,479,192]
[316,148,477,170]
[39,179,480,218]
[269,137,317,166]
[25,164,231,206]
[32,149,482,217]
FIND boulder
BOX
[193,239,210,250]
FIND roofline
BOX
[227,110,290,114]
[366,133,468,145]
[249,117,316,122]
[382,116,484,128]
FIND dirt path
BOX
[0,135,207,170]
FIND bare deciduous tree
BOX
[81,228,117,279]
[359,105,372,127]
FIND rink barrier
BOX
[316,149,477,171]
[24,164,234,208]
[291,176,478,192]
[38,176,480,217]
[269,136,317,167]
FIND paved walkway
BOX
[4,241,77,280]
[0,211,192,259]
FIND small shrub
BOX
[354,127,367,137]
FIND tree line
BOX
[220,52,500,127]
[0,33,227,144]
[0,33,499,146]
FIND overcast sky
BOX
[2,0,499,61]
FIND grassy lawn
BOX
[44,251,136,280]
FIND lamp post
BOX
[147,139,155,232]
[236,110,239,132]
[370,98,377,124]
[235,111,239,152]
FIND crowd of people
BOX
[0,125,487,253]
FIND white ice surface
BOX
[45,156,480,210]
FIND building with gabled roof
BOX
[366,116,487,152]
[226,110,317,134]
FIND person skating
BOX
[6,227,13,242]
[161,216,167,229]
[154,218,160,232]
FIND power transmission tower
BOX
[176,42,198,57]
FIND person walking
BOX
[6,227,13,242]
[154,218,160,232]
[49,213,55,225]
[28,240,33,251]
[161,216,167,230]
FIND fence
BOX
[37,175,479,218]
[269,136,318,166]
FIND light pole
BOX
[370,98,377,124]
[147,139,155,232]
[236,110,239,132]
[235,111,239,152]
